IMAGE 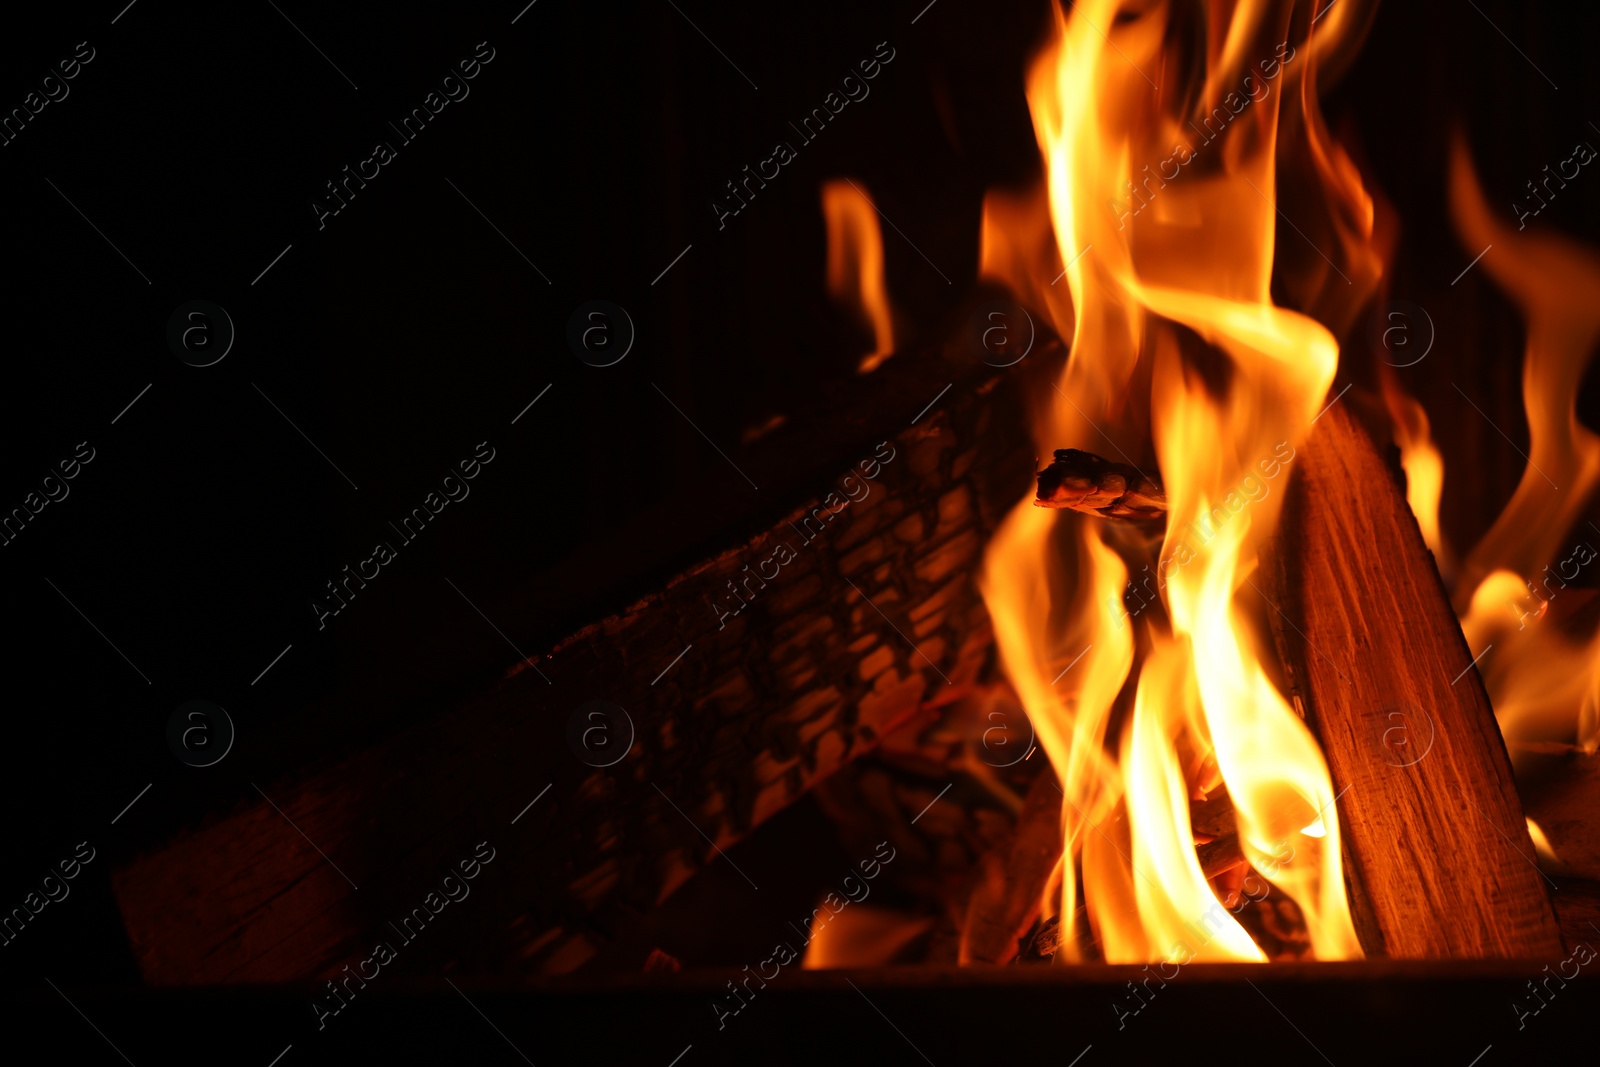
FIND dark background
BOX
[0,0,1596,1018]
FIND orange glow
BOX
[1526,818,1563,871]
[1444,136,1600,758]
[979,183,1076,347]
[800,907,933,969]
[976,0,1368,962]
[1381,372,1451,579]
[822,180,896,373]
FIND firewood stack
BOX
[109,349,1579,980]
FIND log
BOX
[108,354,1037,984]
[1261,403,1564,958]
[957,765,1064,964]
[1548,876,1600,949]
[1034,449,1166,519]
[1016,913,1063,960]
[1518,750,1600,881]
[1190,790,1237,839]
[1196,834,1247,878]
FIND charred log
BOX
[1034,449,1166,520]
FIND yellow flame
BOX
[1381,372,1450,577]
[1123,637,1264,960]
[822,180,896,373]
[1462,568,1600,755]
[1526,818,1562,871]
[977,0,1367,962]
[978,509,1133,962]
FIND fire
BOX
[1381,372,1450,578]
[1526,818,1563,871]
[799,907,933,969]
[1386,136,1600,759]
[822,179,896,373]
[976,0,1370,962]
[1447,135,1600,604]
[980,183,1075,347]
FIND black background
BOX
[1,0,1598,1056]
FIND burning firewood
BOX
[1033,448,1166,519]
[958,767,1066,964]
[1262,404,1564,958]
[1196,833,1246,879]
[1016,913,1064,961]
[1189,789,1237,841]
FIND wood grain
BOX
[1261,403,1563,958]
[109,363,1034,984]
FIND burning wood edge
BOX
[1034,449,1167,520]
[960,766,1067,965]
[1009,408,1566,963]
[968,770,1253,965]
[1262,404,1565,959]
[105,359,1041,984]
[1196,833,1247,879]
[1009,835,1253,964]
[1018,914,1065,960]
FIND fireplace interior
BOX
[10,0,1600,1063]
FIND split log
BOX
[1034,449,1166,519]
[1261,403,1564,959]
[1548,876,1600,949]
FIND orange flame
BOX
[822,180,896,373]
[1381,372,1451,579]
[1429,136,1600,758]
[1448,136,1600,600]
[1526,818,1564,871]
[980,183,1076,347]
[977,0,1369,962]
[799,907,934,969]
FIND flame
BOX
[980,183,1076,345]
[1430,136,1600,757]
[822,179,896,373]
[981,508,1133,961]
[799,907,934,969]
[977,0,1370,962]
[1120,638,1265,960]
[1381,371,1451,578]
[1447,136,1600,600]
[1526,818,1563,871]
